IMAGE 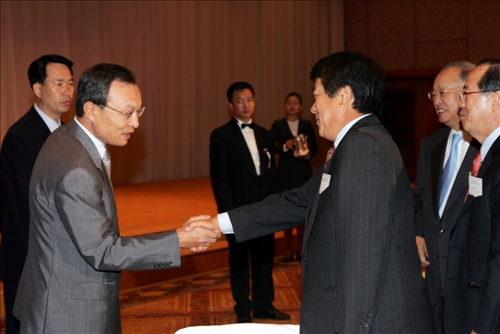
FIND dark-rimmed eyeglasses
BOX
[458,90,495,102]
[427,87,462,101]
[102,104,145,120]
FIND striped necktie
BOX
[103,146,111,179]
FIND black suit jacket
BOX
[414,128,480,304]
[0,107,51,283]
[465,136,500,333]
[228,115,434,333]
[270,118,318,190]
[210,117,277,213]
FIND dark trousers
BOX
[433,283,444,334]
[226,233,275,315]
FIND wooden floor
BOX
[116,177,289,290]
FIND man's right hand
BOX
[416,236,430,267]
[176,215,221,251]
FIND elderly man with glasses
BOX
[413,60,480,333]
[457,62,500,334]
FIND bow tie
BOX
[241,123,255,129]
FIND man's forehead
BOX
[465,66,487,88]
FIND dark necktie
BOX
[323,143,335,172]
[439,133,461,209]
[241,123,254,129]
[464,151,482,202]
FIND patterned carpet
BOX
[120,260,302,334]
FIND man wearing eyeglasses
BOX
[12,63,220,333]
[0,54,74,334]
[456,62,500,334]
[413,61,480,333]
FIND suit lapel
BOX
[30,107,52,140]
[442,140,479,217]
[67,120,114,193]
[303,114,380,248]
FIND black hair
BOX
[27,54,73,88]
[285,92,302,105]
[226,82,254,102]
[309,51,384,116]
[75,63,136,117]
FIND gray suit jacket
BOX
[14,119,181,334]
[228,115,434,333]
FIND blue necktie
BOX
[439,133,461,209]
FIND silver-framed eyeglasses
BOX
[102,104,145,119]
[459,90,495,102]
[427,86,462,101]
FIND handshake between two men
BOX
[176,215,221,252]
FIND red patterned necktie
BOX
[471,151,482,177]
[323,143,336,172]
[465,151,482,202]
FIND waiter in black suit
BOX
[0,54,74,334]
[413,60,479,333]
[193,52,434,333]
[209,82,290,323]
[457,63,500,334]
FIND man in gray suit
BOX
[414,61,479,333]
[13,63,220,333]
[188,51,434,333]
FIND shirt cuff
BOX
[283,143,289,152]
[218,212,234,234]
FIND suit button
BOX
[440,227,445,233]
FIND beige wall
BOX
[1,1,344,184]
[345,0,500,70]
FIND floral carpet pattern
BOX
[120,261,302,333]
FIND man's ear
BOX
[228,102,234,112]
[33,83,42,98]
[83,101,97,122]
[337,86,354,108]
[492,90,500,112]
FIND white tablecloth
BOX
[175,323,300,334]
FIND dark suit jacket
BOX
[227,115,434,333]
[13,120,181,333]
[466,136,500,333]
[210,117,277,212]
[270,117,318,191]
[0,107,51,289]
[414,128,479,306]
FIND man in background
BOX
[13,63,219,333]
[0,54,74,334]
[414,60,479,333]
[192,51,434,333]
[209,82,290,323]
[458,62,500,333]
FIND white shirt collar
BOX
[34,103,61,133]
[74,117,107,160]
[481,126,500,158]
[334,113,371,148]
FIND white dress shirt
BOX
[34,103,61,133]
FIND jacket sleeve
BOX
[209,129,234,213]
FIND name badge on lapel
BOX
[319,173,331,194]
[469,175,482,197]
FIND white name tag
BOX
[469,176,483,197]
[319,173,331,194]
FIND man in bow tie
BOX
[209,82,290,323]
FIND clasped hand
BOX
[176,215,221,252]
